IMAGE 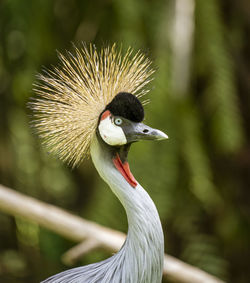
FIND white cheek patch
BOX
[98,116,127,146]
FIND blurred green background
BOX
[0,0,249,282]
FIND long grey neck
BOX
[90,135,164,283]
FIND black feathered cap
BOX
[105,92,144,122]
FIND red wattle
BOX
[112,153,137,188]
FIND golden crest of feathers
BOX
[30,43,155,167]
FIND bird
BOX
[30,43,168,283]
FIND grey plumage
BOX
[31,44,167,283]
[42,135,164,283]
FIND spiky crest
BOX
[29,43,154,167]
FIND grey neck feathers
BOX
[90,134,164,283]
[42,135,164,283]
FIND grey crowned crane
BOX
[30,44,168,283]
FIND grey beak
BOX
[124,122,168,143]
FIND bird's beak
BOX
[124,122,168,143]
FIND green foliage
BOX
[196,0,244,153]
[0,0,249,282]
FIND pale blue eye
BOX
[114,118,123,126]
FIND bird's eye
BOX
[114,117,123,126]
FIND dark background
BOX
[0,0,249,282]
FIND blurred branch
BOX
[62,238,101,265]
[0,184,225,283]
[171,0,195,96]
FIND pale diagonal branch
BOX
[62,238,101,265]
[0,184,225,283]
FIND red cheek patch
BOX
[113,153,137,188]
[100,110,111,121]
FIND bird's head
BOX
[98,92,167,147]
[95,92,167,188]
[29,44,168,169]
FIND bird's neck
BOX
[90,134,164,282]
